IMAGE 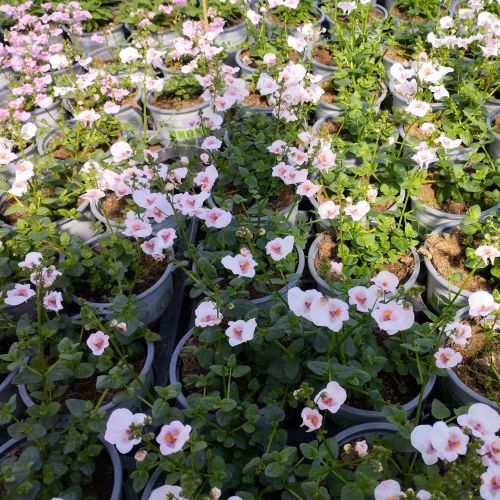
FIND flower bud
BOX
[134,449,147,462]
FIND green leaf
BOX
[264,462,285,478]
[431,399,451,419]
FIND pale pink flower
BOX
[406,100,431,117]
[74,109,100,126]
[371,271,399,294]
[193,164,218,192]
[103,101,120,114]
[374,480,404,500]
[149,485,186,500]
[104,408,146,454]
[457,403,500,439]
[480,465,500,500]
[338,1,356,15]
[411,424,440,465]
[87,331,109,356]
[4,284,36,306]
[225,318,257,346]
[263,53,276,65]
[301,407,323,432]
[30,266,61,288]
[329,261,342,275]
[478,435,500,467]
[343,201,370,221]
[194,301,222,327]
[434,347,462,369]
[257,73,279,95]
[122,216,153,239]
[221,252,257,278]
[475,246,500,266]
[314,381,347,413]
[431,421,469,462]
[416,490,432,500]
[348,285,379,312]
[81,188,105,202]
[246,9,262,25]
[297,180,321,197]
[156,421,192,456]
[287,287,323,321]
[201,136,222,150]
[119,47,140,64]
[468,291,499,317]
[172,192,210,216]
[267,140,286,155]
[154,228,177,250]
[318,201,340,220]
[310,297,350,332]
[43,291,63,312]
[18,252,43,269]
[444,322,472,346]
[313,145,336,171]
[198,207,232,228]
[430,85,449,100]
[265,236,294,261]
[110,141,133,162]
[355,440,368,457]
[371,301,414,335]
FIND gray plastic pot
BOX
[18,340,154,414]
[67,23,126,56]
[125,23,177,47]
[311,56,338,78]
[73,233,174,324]
[315,82,387,120]
[0,68,13,91]
[0,435,123,500]
[484,95,500,114]
[334,421,397,445]
[215,20,247,53]
[382,50,411,83]
[307,234,421,296]
[146,91,209,144]
[486,107,500,158]
[409,195,500,235]
[264,10,326,38]
[389,79,445,113]
[0,369,17,404]
[335,374,436,428]
[422,221,473,313]
[30,98,63,128]
[140,466,163,500]
[168,328,194,409]
[234,49,258,79]
[440,307,499,410]
[325,4,388,31]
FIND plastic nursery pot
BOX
[389,79,446,114]
[0,434,123,500]
[382,48,411,84]
[264,9,326,38]
[215,20,247,56]
[146,91,210,145]
[409,195,500,236]
[0,367,18,405]
[334,421,397,446]
[140,466,163,500]
[0,68,13,91]
[234,49,258,80]
[324,3,388,31]
[307,234,421,297]
[334,374,436,429]
[18,339,155,415]
[66,23,126,56]
[486,107,500,158]
[30,98,64,129]
[73,233,174,325]
[168,328,193,409]
[124,23,177,48]
[421,221,474,313]
[440,307,499,411]
[315,82,388,121]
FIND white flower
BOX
[201,136,222,150]
[457,403,500,438]
[4,284,36,306]
[343,201,370,221]
[119,47,141,64]
[301,407,323,432]
[74,109,101,126]
[475,245,500,266]
[444,322,472,346]
[406,100,431,117]
[20,122,37,141]
[374,480,404,500]
[105,408,146,454]
[434,347,462,369]
[314,381,347,413]
[194,301,222,327]
[309,296,349,332]
[149,485,187,500]
[18,252,43,269]
[221,252,257,278]
[348,285,379,313]
[371,271,399,294]
[225,318,257,346]
[318,201,340,220]
[287,287,323,321]
[87,331,109,355]
[371,301,414,335]
[265,236,294,261]
[110,141,133,162]
[156,421,191,456]
[468,291,499,317]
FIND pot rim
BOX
[334,421,397,446]
[487,107,500,140]
[319,81,387,111]
[146,90,209,115]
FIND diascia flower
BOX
[475,245,500,265]
[430,421,469,462]
[194,301,223,327]
[43,291,63,312]
[371,271,399,294]
[4,284,36,306]
[480,465,500,500]
[444,322,472,346]
[221,251,257,278]
[411,424,440,465]
[406,100,431,117]
[301,407,323,432]
[18,251,43,269]
[314,381,347,413]
[225,318,257,346]
[86,331,110,356]
[374,480,404,500]
[149,485,186,500]
[348,285,379,313]
[371,301,414,335]
[434,347,462,369]
[104,408,147,454]
[156,421,192,456]
[197,207,232,229]
[468,291,499,317]
[265,236,294,261]
[287,287,323,321]
[457,403,500,439]
[309,296,350,332]
[318,201,340,220]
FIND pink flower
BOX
[297,180,321,197]
[301,407,323,432]
[198,207,232,229]
[18,252,43,269]
[265,236,294,261]
[87,331,109,356]
[343,201,370,221]
[172,192,209,216]
[435,347,462,369]
[201,136,222,150]
[256,73,279,95]
[122,216,153,239]
[406,100,431,117]
[225,318,257,346]
[313,145,336,171]
[310,297,350,332]
[246,9,262,25]
[156,421,192,456]
[43,291,63,312]
[314,381,347,413]
[318,201,340,220]
[354,440,368,457]
[329,261,342,275]
[371,271,399,294]
[154,228,177,251]
[104,408,146,454]
[194,301,222,327]
[119,47,140,64]
[480,465,500,500]
[81,188,105,202]
[103,101,120,114]
[444,322,472,346]
[149,485,186,500]
[478,435,500,467]
[475,246,500,266]
[30,266,61,288]
[430,421,469,462]
[35,94,54,109]
[457,403,500,439]
[267,140,286,154]
[411,424,440,465]
[193,164,218,192]
[221,252,257,278]
[263,53,276,65]
[374,480,404,500]
[287,287,323,321]
[468,291,499,317]
[74,109,100,126]
[4,284,36,306]
[348,285,379,313]
[371,301,414,335]
[110,141,133,162]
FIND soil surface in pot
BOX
[385,44,411,64]
[314,233,415,284]
[100,193,130,221]
[221,184,295,215]
[320,84,378,105]
[334,7,384,24]
[314,46,336,67]
[494,115,500,134]
[48,131,123,160]
[447,317,499,404]
[151,92,204,110]
[243,90,271,109]
[421,229,494,292]
[389,5,429,22]
[315,189,396,213]
[83,450,114,500]
[416,183,470,215]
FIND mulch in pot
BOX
[151,93,204,110]
[416,183,469,215]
